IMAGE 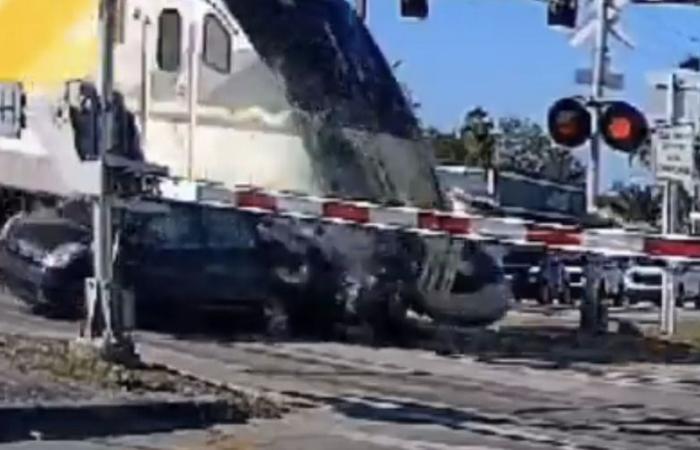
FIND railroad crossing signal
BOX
[547,97,648,153]
[547,0,578,29]
[400,0,429,19]
[548,97,592,148]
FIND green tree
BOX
[459,107,496,170]
[599,182,661,225]
[423,127,465,163]
[424,111,585,185]
[498,116,586,185]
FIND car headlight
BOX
[274,263,310,285]
[42,243,86,269]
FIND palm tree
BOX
[460,107,496,170]
[599,183,661,226]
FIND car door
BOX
[200,208,268,304]
[121,203,205,305]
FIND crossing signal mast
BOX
[547,0,578,28]
[355,0,429,21]
[546,0,699,221]
[545,0,652,213]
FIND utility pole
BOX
[587,0,611,214]
[356,0,368,21]
[77,0,135,362]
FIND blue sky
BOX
[360,0,699,188]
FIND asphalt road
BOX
[2,294,700,449]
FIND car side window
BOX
[204,209,256,249]
[140,208,202,249]
[202,14,231,73]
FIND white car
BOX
[622,263,663,306]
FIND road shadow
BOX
[293,392,700,444]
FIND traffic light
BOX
[547,0,577,29]
[547,97,591,148]
[599,101,648,153]
[401,0,429,19]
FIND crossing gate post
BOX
[580,252,608,334]
[660,261,678,336]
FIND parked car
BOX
[674,262,700,309]
[596,253,634,307]
[559,251,586,303]
[621,258,664,306]
[502,246,576,305]
[0,211,92,315]
[501,244,547,302]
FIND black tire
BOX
[538,284,552,305]
[677,285,686,308]
[695,299,700,310]
[612,283,625,307]
[561,286,573,306]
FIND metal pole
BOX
[587,0,610,214]
[580,252,608,334]
[187,22,198,180]
[662,180,671,234]
[138,10,152,145]
[356,0,368,21]
[92,0,117,343]
[660,263,677,336]
[662,73,678,235]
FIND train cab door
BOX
[142,1,201,178]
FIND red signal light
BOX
[607,117,632,141]
[599,102,648,153]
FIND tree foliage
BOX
[425,107,586,186]
[598,182,661,225]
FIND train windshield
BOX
[225,0,417,138]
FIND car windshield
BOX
[225,0,417,138]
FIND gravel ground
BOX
[0,332,285,419]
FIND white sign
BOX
[574,69,625,91]
[653,123,696,190]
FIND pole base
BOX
[71,336,140,367]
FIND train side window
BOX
[157,9,182,72]
[202,14,231,74]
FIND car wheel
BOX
[538,284,552,305]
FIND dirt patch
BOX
[0,333,286,419]
[437,325,700,366]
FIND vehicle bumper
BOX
[625,288,662,304]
